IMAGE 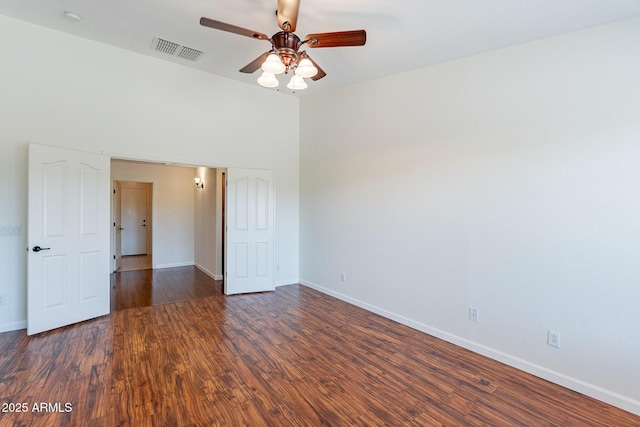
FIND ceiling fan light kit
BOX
[287,74,307,91]
[295,58,318,78]
[200,0,366,92]
[262,53,286,75]
[257,71,280,88]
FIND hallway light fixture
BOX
[194,177,204,189]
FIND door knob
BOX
[32,246,51,252]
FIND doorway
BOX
[110,160,227,312]
[28,147,270,334]
[114,181,152,272]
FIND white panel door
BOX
[28,144,110,335]
[121,187,148,255]
[225,168,275,295]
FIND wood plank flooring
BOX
[110,266,223,311]
[118,255,152,272]
[2,280,639,426]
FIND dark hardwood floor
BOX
[110,266,223,311]
[1,271,639,426]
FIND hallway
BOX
[110,266,223,311]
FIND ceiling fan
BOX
[200,0,367,91]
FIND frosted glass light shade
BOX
[287,75,307,91]
[295,58,318,78]
[261,54,285,75]
[257,72,279,88]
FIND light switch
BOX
[0,225,23,236]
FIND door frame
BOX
[107,154,275,297]
[109,157,227,281]
[120,182,152,255]
[111,179,154,272]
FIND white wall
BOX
[112,160,195,268]
[300,17,640,414]
[0,15,300,332]
[194,166,220,278]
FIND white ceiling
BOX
[3,0,640,96]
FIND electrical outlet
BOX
[469,307,479,322]
[548,330,561,348]
[340,272,346,282]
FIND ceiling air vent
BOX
[151,37,203,62]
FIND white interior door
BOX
[121,187,147,255]
[28,144,110,335]
[225,168,275,295]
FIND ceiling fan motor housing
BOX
[271,31,302,70]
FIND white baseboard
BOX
[300,279,640,416]
[0,320,27,333]
[276,279,299,287]
[194,263,223,280]
[154,261,194,269]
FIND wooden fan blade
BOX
[239,52,271,73]
[200,17,269,40]
[277,0,300,32]
[305,30,366,48]
[306,56,327,81]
